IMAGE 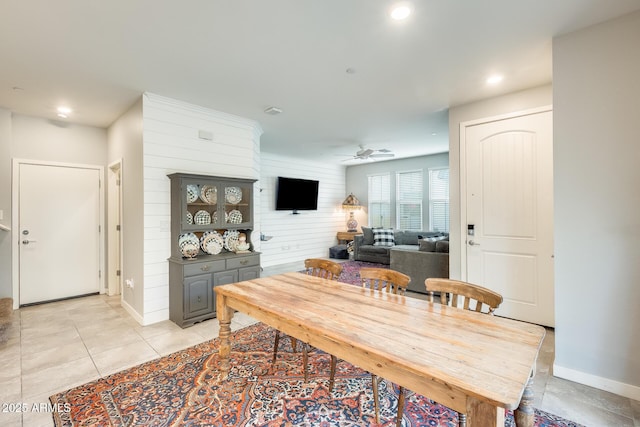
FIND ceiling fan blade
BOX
[370,153,395,158]
[376,148,392,153]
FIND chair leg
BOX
[396,386,405,427]
[328,355,337,393]
[303,344,309,382]
[371,373,380,424]
[458,412,467,427]
[272,330,281,364]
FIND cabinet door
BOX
[239,266,260,281]
[184,274,213,319]
[222,182,253,227]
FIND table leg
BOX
[514,375,535,427]
[216,294,234,380]
[466,397,505,427]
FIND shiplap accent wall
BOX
[260,153,346,267]
[141,93,262,324]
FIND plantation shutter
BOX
[368,174,391,228]
[396,170,423,230]
[429,168,449,232]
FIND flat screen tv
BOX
[275,176,319,212]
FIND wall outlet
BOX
[125,279,134,289]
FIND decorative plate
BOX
[223,230,240,252]
[200,231,224,255]
[180,242,199,259]
[178,232,199,247]
[225,186,243,204]
[227,209,243,224]
[193,210,211,225]
[186,211,193,225]
[186,185,199,203]
[200,185,217,205]
[212,210,229,224]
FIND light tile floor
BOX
[0,261,638,427]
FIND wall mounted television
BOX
[275,176,319,213]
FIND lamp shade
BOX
[342,193,361,210]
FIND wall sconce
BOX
[341,193,361,232]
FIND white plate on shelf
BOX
[186,185,199,203]
[227,209,243,224]
[223,230,240,252]
[225,186,242,204]
[180,241,199,258]
[193,210,211,225]
[200,185,217,204]
[212,210,228,223]
[178,232,199,248]
[200,231,224,255]
[186,211,193,224]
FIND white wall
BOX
[0,109,12,299]
[141,93,262,324]
[553,11,640,399]
[107,99,144,317]
[260,153,345,267]
[448,85,553,279]
[345,153,449,231]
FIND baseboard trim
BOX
[553,363,640,400]
[121,299,144,326]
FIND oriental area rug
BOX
[50,322,583,427]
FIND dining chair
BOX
[271,258,343,383]
[424,278,504,427]
[359,267,410,427]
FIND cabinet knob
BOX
[201,265,210,271]
[197,296,202,302]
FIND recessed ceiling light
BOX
[390,3,411,20]
[486,75,504,85]
[57,106,72,114]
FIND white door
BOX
[19,163,101,305]
[464,110,554,327]
[107,162,122,296]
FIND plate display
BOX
[193,210,211,225]
[223,230,240,252]
[200,185,217,204]
[186,185,199,203]
[186,211,193,225]
[200,231,223,255]
[178,233,200,258]
[227,209,243,224]
[212,210,228,224]
[225,186,243,204]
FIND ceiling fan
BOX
[344,144,395,161]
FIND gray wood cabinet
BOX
[167,173,260,328]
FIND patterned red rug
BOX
[50,322,583,426]
[336,260,389,286]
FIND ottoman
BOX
[329,244,349,259]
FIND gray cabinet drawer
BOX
[226,255,259,270]
[214,270,238,286]
[184,260,226,277]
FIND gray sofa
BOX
[353,227,449,293]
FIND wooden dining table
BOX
[215,272,546,427]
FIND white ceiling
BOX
[2,1,639,164]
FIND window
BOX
[368,174,391,228]
[429,168,449,232]
[396,170,422,230]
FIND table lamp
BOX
[342,193,361,232]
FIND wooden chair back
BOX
[425,278,503,314]
[304,258,343,280]
[360,268,410,295]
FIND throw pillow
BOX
[373,228,395,247]
[419,240,437,252]
[361,226,375,245]
[435,240,450,253]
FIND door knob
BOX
[22,239,37,245]
[468,240,480,246]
